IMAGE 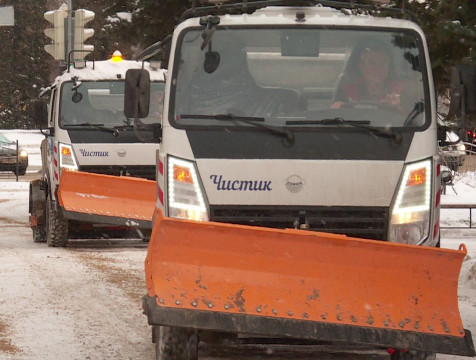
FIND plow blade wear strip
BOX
[58,170,155,229]
[144,211,475,356]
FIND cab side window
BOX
[49,89,57,128]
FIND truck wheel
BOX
[391,351,436,360]
[153,326,198,360]
[46,198,68,247]
[32,227,46,243]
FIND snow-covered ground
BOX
[1,129,475,359]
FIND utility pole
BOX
[66,0,73,63]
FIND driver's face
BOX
[359,50,390,83]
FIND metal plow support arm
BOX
[58,170,156,229]
[144,210,475,356]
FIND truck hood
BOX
[197,159,403,207]
[72,143,158,166]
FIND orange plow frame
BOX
[58,170,156,229]
[144,210,475,356]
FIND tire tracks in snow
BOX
[0,216,28,227]
[71,249,147,305]
[0,224,154,360]
[0,318,21,357]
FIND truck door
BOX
[45,88,58,194]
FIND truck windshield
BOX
[172,27,428,130]
[60,81,165,129]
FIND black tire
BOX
[153,326,198,360]
[32,227,46,243]
[13,168,27,176]
[391,350,436,360]
[46,198,68,247]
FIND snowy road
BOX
[0,178,475,360]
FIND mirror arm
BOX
[153,123,162,143]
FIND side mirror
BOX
[449,64,476,117]
[32,99,48,126]
[124,69,150,119]
[161,35,172,65]
[135,35,172,66]
[437,125,448,144]
[438,125,461,146]
[441,169,453,185]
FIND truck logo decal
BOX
[79,149,109,157]
[210,175,272,191]
[285,175,304,193]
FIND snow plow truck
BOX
[29,52,165,246]
[54,0,476,359]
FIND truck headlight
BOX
[388,159,432,245]
[59,143,78,171]
[167,156,208,221]
[20,150,28,157]
[457,143,466,151]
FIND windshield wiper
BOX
[287,119,370,126]
[180,114,295,146]
[112,124,133,131]
[63,123,115,134]
[286,117,402,144]
[404,101,425,127]
[63,123,151,137]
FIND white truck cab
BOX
[30,53,166,246]
[150,5,438,246]
[129,3,476,359]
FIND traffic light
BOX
[44,8,67,60]
[73,9,94,60]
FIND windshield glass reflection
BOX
[173,28,427,129]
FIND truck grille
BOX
[78,165,156,180]
[209,206,389,241]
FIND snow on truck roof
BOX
[178,5,422,33]
[54,58,166,84]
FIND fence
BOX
[440,204,475,229]
[459,142,476,173]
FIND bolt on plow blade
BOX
[58,170,155,229]
[144,211,475,356]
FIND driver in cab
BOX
[331,41,403,110]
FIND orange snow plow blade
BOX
[143,210,475,356]
[58,170,155,229]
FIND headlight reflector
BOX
[168,156,208,221]
[59,143,78,171]
[388,159,432,245]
